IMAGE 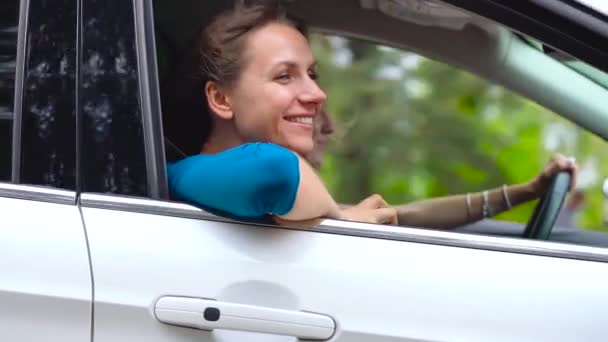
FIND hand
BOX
[527,153,578,197]
[339,194,398,225]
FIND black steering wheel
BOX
[523,172,571,240]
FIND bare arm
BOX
[276,156,397,226]
[275,154,342,222]
[396,154,577,229]
[396,183,534,229]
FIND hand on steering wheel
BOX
[524,172,571,239]
[527,154,577,197]
[524,154,577,240]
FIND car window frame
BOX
[134,0,168,200]
[133,0,608,262]
[10,0,28,183]
[442,0,608,73]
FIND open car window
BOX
[152,1,608,250]
[311,33,608,238]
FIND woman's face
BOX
[226,22,326,154]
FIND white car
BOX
[2,0,608,341]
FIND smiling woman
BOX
[165,0,399,225]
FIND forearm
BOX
[396,183,536,229]
[277,155,342,222]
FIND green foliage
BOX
[312,34,608,232]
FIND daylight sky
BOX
[575,0,607,15]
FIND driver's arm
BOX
[395,183,536,229]
[395,154,576,229]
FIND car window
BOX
[80,0,148,196]
[150,7,608,249]
[311,34,608,237]
[0,1,19,182]
[17,0,77,189]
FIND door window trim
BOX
[79,193,608,263]
[0,182,76,204]
[11,0,29,183]
[134,0,168,200]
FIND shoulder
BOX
[167,143,298,186]
[168,143,295,169]
[166,143,300,217]
[236,142,296,157]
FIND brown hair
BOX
[162,0,306,159]
[199,0,302,86]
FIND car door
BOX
[83,197,608,342]
[80,1,608,342]
[0,0,91,341]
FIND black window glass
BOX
[80,0,148,196]
[0,1,19,182]
[19,0,77,189]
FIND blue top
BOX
[167,143,300,220]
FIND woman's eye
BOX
[308,71,319,80]
[275,74,291,82]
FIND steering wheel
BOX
[523,172,571,240]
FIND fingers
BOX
[374,207,398,225]
[359,193,389,209]
[359,194,397,224]
[550,153,578,190]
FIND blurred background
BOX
[311,34,608,232]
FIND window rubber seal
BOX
[11,0,30,183]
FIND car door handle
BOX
[155,296,336,340]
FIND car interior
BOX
[152,0,608,247]
[155,0,608,138]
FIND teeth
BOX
[287,117,313,125]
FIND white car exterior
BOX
[0,186,91,341]
[2,0,608,341]
[80,194,608,342]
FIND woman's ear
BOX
[205,81,233,120]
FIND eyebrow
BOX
[273,60,318,69]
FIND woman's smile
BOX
[284,114,315,129]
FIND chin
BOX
[288,140,314,155]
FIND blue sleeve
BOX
[167,143,300,218]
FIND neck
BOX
[201,120,245,154]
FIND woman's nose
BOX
[300,77,327,105]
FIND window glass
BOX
[80,0,148,196]
[311,34,608,237]
[0,1,19,182]
[19,0,77,189]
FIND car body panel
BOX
[0,190,91,341]
[82,197,608,342]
